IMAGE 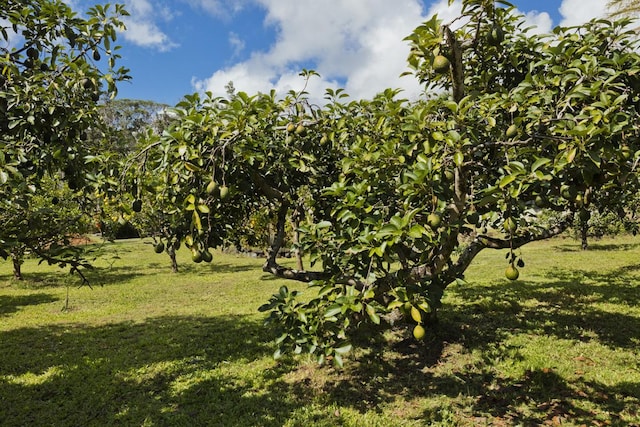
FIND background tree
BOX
[0,1,129,278]
[136,0,640,365]
[608,0,640,18]
[93,99,172,242]
[1,176,93,280]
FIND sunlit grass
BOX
[1,235,639,426]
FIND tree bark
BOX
[168,246,179,273]
[12,254,23,281]
[581,219,589,250]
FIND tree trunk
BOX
[168,247,179,273]
[581,219,589,250]
[292,217,304,271]
[12,254,23,280]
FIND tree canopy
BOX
[131,0,640,365]
[0,1,129,276]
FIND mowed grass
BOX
[0,236,639,426]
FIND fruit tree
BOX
[0,1,129,278]
[136,0,640,365]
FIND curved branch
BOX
[448,212,575,284]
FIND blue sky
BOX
[82,0,611,105]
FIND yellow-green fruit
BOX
[206,180,219,195]
[506,124,518,138]
[413,324,426,340]
[286,122,295,133]
[295,124,306,135]
[219,185,229,200]
[410,306,422,323]
[505,264,519,280]
[432,55,450,74]
[504,217,518,234]
[453,151,464,166]
[427,212,442,229]
[192,250,203,263]
[487,25,504,46]
[202,250,213,263]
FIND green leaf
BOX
[316,221,332,229]
[499,174,518,188]
[531,157,551,172]
[365,304,381,324]
[334,343,352,355]
[324,305,342,318]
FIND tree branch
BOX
[447,212,575,284]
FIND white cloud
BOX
[559,0,608,26]
[228,32,246,58]
[426,0,463,27]
[193,0,430,102]
[522,11,553,34]
[121,0,178,51]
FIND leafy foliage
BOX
[0,1,129,274]
[136,1,640,364]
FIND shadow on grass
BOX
[553,242,640,252]
[288,264,640,425]
[0,315,300,427]
[0,294,59,316]
[0,266,145,290]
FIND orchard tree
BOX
[0,1,129,278]
[1,176,93,280]
[138,0,640,365]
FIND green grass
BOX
[1,236,639,426]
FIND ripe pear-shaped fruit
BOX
[427,212,442,229]
[506,124,518,138]
[487,24,505,46]
[286,122,295,133]
[295,124,306,135]
[505,264,519,280]
[206,180,219,195]
[219,185,229,200]
[432,55,450,74]
[192,250,203,263]
[413,324,426,340]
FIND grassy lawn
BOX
[1,236,639,426]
